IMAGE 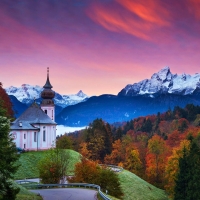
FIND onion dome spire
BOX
[41,68,55,101]
[43,67,53,89]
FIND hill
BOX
[14,149,171,200]
[119,170,168,200]
[14,149,81,179]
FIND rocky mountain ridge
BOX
[118,67,200,96]
[5,84,88,108]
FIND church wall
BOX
[41,106,55,122]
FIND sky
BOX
[1,0,200,96]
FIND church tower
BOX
[40,68,55,121]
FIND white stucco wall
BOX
[11,124,56,150]
[41,105,55,122]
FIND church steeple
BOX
[40,68,55,121]
[41,68,55,100]
[43,67,53,89]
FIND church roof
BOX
[11,102,56,130]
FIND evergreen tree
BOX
[0,94,19,199]
[174,147,190,200]
[141,118,152,133]
[114,127,123,141]
[86,119,113,162]
[185,137,200,200]
[174,136,200,200]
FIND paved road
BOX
[30,188,97,200]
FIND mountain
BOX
[56,67,200,126]
[118,66,200,96]
[5,84,89,108]
[9,95,64,118]
[9,95,28,117]
[8,67,200,126]
[56,93,200,127]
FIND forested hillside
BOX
[57,104,200,198]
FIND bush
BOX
[38,148,70,184]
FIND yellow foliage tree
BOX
[124,148,142,175]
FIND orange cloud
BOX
[116,0,170,26]
[87,5,150,40]
[87,1,171,42]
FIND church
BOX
[10,68,57,150]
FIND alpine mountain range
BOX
[6,67,200,127]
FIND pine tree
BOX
[0,84,19,199]
[174,136,200,200]
[185,137,200,200]
[174,147,190,200]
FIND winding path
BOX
[30,188,97,200]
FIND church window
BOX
[43,130,46,142]
[45,110,47,114]
[24,133,26,139]
[24,144,26,149]
[34,132,37,142]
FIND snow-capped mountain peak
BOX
[151,66,172,82]
[5,85,89,108]
[118,67,200,96]
[76,90,87,98]
[5,84,42,103]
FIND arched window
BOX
[45,110,47,114]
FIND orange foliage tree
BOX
[166,130,184,148]
[104,139,124,165]
[79,142,91,158]
[69,157,123,198]
[146,135,167,187]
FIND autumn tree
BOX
[146,135,167,187]
[166,130,183,148]
[79,142,90,158]
[69,157,123,198]
[104,139,123,165]
[0,83,14,118]
[124,148,142,175]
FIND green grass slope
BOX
[14,149,81,180]
[15,182,43,200]
[118,170,169,200]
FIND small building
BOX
[10,68,57,150]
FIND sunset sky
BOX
[1,0,200,96]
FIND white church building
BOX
[10,68,57,150]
